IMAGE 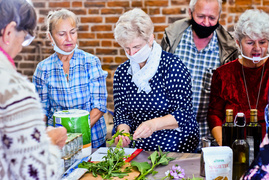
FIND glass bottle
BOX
[232,112,249,180]
[246,109,262,164]
[222,109,235,148]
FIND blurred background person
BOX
[207,9,269,145]
[242,134,269,179]
[0,0,67,179]
[32,9,108,148]
[113,8,199,152]
[161,0,238,151]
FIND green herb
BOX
[107,130,134,146]
[78,139,132,179]
[185,176,204,180]
[131,146,175,180]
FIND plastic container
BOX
[53,109,92,157]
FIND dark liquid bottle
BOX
[246,109,262,164]
[232,112,249,180]
[222,109,234,148]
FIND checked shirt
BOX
[174,26,220,148]
[33,49,108,148]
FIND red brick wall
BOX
[17,0,269,111]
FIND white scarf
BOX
[127,40,162,94]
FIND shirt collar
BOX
[54,48,78,67]
[0,46,15,68]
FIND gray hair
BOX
[189,0,222,14]
[0,0,36,36]
[234,9,269,43]
[114,8,154,47]
[46,9,79,34]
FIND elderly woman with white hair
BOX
[208,9,269,146]
[112,8,199,152]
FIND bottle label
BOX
[246,136,254,164]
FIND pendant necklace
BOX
[241,61,265,110]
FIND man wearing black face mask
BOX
[161,0,238,151]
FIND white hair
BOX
[234,9,269,42]
[114,8,154,47]
[189,0,222,14]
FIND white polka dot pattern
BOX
[113,51,199,152]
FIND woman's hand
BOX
[46,126,67,149]
[133,120,156,140]
[260,134,269,148]
[115,135,131,147]
[115,124,131,147]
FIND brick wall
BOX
[17,0,269,111]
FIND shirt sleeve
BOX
[0,72,62,180]
[165,55,198,129]
[87,55,108,113]
[32,62,50,117]
[207,70,226,130]
[113,65,133,130]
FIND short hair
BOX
[114,8,154,47]
[189,0,222,14]
[46,9,79,34]
[0,0,37,36]
[234,9,269,43]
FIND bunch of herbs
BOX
[131,146,176,180]
[78,139,132,179]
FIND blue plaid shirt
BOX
[174,26,220,148]
[33,49,108,148]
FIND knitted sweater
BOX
[0,50,62,180]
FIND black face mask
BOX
[190,18,219,38]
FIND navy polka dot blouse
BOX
[113,51,199,152]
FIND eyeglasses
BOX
[22,33,35,46]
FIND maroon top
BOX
[208,59,269,137]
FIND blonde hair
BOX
[46,9,79,34]
[114,8,154,47]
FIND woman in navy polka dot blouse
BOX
[112,8,199,152]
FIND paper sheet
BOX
[90,147,137,161]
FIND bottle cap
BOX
[235,112,245,126]
[234,112,246,127]
[250,109,257,115]
[237,112,244,117]
[226,109,233,116]
[225,109,233,122]
[250,109,258,122]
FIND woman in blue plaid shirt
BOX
[33,9,108,148]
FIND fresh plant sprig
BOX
[161,164,203,180]
[107,130,134,146]
[78,138,132,179]
[131,146,176,180]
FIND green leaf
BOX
[166,156,176,161]
[148,151,158,165]
[158,156,169,166]
[131,161,151,174]
[158,146,163,157]
[152,170,158,176]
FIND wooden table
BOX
[80,149,203,179]
[133,151,203,179]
